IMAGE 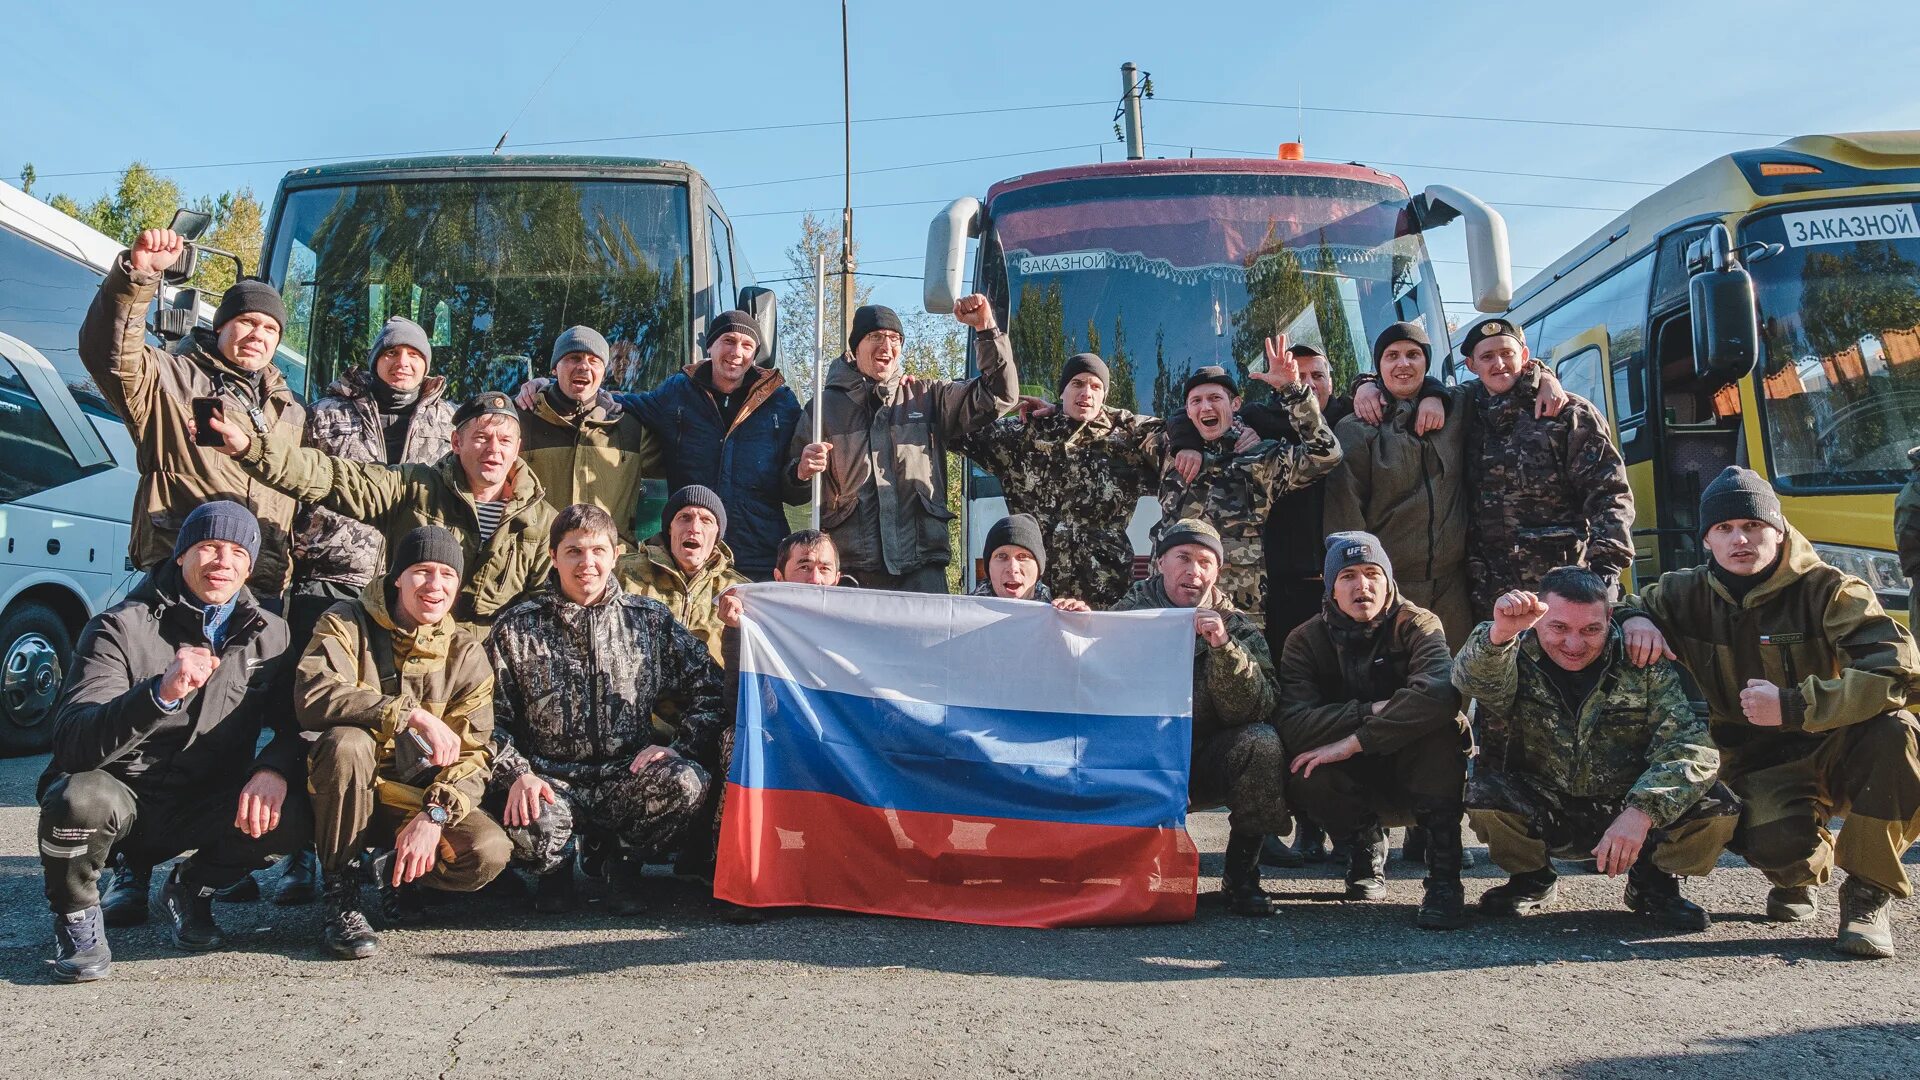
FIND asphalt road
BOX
[1,752,1917,1080]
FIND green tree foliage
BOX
[44,162,265,301]
[1230,232,1360,402]
[776,213,873,397]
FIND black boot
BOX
[153,864,225,951]
[322,871,379,960]
[1481,867,1558,916]
[535,863,579,915]
[1344,824,1388,900]
[1401,825,1428,864]
[1221,831,1275,916]
[1414,809,1468,930]
[1624,855,1709,932]
[1260,833,1306,869]
[607,852,650,917]
[99,853,151,928]
[269,846,322,906]
[1295,817,1329,864]
[51,906,111,983]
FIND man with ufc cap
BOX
[788,297,1019,593]
[80,227,305,600]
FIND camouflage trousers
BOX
[1724,713,1920,898]
[493,754,713,875]
[1466,769,1740,878]
[1189,723,1288,835]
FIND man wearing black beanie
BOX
[788,293,1018,592]
[1619,466,1920,958]
[80,226,307,601]
[955,351,1169,606]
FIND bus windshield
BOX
[980,171,1442,415]
[265,176,692,401]
[1749,199,1920,491]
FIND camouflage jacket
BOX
[613,536,749,662]
[294,581,495,825]
[1151,383,1341,621]
[1465,365,1633,618]
[954,407,1165,607]
[519,386,665,546]
[235,430,555,628]
[1451,621,1717,827]
[485,582,725,783]
[1893,447,1920,628]
[1110,575,1277,743]
[1620,527,1920,774]
[293,367,455,589]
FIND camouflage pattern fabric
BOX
[1152,384,1341,626]
[547,757,711,859]
[1110,574,1278,743]
[1451,621,1719,828]
[487,786,575,875]
[1468,770,1740,877]
[955,407,1165,607]
[1465,365,1633,620]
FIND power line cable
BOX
[1157,97,1790,139]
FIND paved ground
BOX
[1,754,1917,1079]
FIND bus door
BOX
[1548,326,1654,592]
[1644,298,1746,574]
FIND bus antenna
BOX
[491,0,617,154]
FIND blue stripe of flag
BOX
[732,673,1193,830]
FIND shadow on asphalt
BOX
[1554,1023,1920,1078]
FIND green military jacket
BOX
[1451,621,1717,827]
[235,430,555,628]
[1322,387,1469,587]
[1152,383,1341,620]
[518,386,664,545]
[1893,447,1920,628]
[614,536,749,662]
[1621,527,1920,773]
[1110,575,1277,743]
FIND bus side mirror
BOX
[923,197,982,314]
[1685,223,1758,381]
[1416,185,1513,313]
[738,285,778,367]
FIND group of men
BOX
[31,224,1920,984]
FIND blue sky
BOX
[6,0,1909,319]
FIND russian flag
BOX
[714,583,1199,928]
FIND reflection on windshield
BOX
[1752,205,1920,490]
[269,178,691,401]
[984,173,1436,415]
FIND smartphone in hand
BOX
[192,397,225,447]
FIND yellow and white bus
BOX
[1501,131,1920,616]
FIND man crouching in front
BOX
[297,526,509,959]
[38,501,311,982]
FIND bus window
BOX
[0,227,111,415]
[709,208,737,321]
[0,354,91,503]
[1535,252,1654,424]
[1554,346,1607,419]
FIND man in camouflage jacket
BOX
[955,352,1165,606]
[1453,566,1735,931]
[1894,446,1920,629]
[487,503,727,914]
[1111,519,1286,916]
[1460,319,1633,621]
[1152,355,1341,631]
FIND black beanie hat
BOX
[1154,518,1225,562]
[705,310,760,350]
[1371,321,1431,367]
[387,525,465,585]
[1181,366,1238,400]
[663,484,728,540]
[173,500,262,565]
[451,390,520,429]
[1698,466,1787,537]
[1323,531,1393,599]
[212,278,287,334]
[1057,353,1110,397]
[848,305,904,352]
[984,513,1047,575]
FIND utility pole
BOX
[840,0,855,344]
[1118,62,1148,161]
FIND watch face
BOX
[428,806,450,824]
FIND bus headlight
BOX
[1810,543,1910,609]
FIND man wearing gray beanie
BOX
[517,324,664,546]
[1276,531,1469,928]
[1619,465,1920,958]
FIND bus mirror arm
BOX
[923,197,983,314]
[1417,185,1512,313]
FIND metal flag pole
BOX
[810,248,826,529]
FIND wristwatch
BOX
[423,803,452,826]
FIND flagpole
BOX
[810,249,826,529]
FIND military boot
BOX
[1344,824,1389,900]
[51,906,111,983]
[1294,817,1329,864]
[1765,885,1818,923]
[1835,875,1896,959]
[1401,825,1428,864]
[1481,867,1558,916]
[322,871,379,960]
[1625,855,1710,931]
[269,846,322,906]
[99,853,151,928]
[153,864,225,951]
[1260,833,1306,869]
[607,852,651,917]
[1221,831,1275,916]
[1414,809,1468,930]
[535,863,579,915]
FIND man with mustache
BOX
[1619,467,1920,958]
